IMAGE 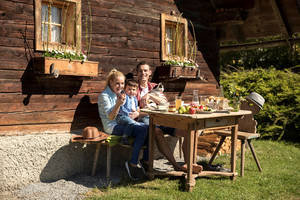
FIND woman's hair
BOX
[106,68,125,87]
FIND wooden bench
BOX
[71,133,144,180]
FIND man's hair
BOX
[136,61,150,71]
[125,79,138,88]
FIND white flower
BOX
[83,54,87,61]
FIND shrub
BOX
[220,45,300,71]
[220,68,300,141]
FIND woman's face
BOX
[137,64,152,83]
[110,75,125,94]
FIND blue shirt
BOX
[98,86,118,134]
[119,95,138,117]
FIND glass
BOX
[175,96,182,110]
[219,85,224,97]
[231,99,240,112]
[51,6,62,24]
[199,96,207,105]
[192,90,199,106]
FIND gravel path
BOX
[5,157,184,200]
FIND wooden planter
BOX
[33,57,98,77]
[155,65,201,79]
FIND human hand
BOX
[140,94,149,108]
[116,91,126,106]
[129,111,139,119]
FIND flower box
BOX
[155,65,201,79]
[33,57,98,77]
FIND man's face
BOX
[125,85,137,97]
[137,64,152,82]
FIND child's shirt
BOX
[118,95,139,117]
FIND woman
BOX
[136,61,202,173]
[98,69,148,180]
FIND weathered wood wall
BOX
[0,0,220,136]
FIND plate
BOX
[198,111,213,114]
[155,109,168,112]
[155,107,168,112]
[214,110,230,113]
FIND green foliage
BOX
[43,49,87,61]
[162,59,199,68]
[220,68,300,140]
[220,44,300,70]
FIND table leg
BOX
[148,116,155,180]
[230,124,238,180]
[91,143,101,176]
[186,129,196,191]
[193,130,199,164]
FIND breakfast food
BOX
[168,105,177,112]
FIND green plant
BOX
[162,57,199,68]
[220,67,300,140]
[220,44,300,71]
[43,49,87,61]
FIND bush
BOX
[220,45,300,71]
[220,68,300,141]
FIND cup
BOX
[175,96,182,110]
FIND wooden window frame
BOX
[35,0,81,52]
[161,13,188,61]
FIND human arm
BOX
[98,91,126,121]
[148,93,166,105]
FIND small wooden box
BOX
[155,65,200,79]
[33,57,98,77]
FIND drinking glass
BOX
[175,96,182,110]
[199,96,207,106]
[192,90,199,106]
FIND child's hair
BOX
[106,68,125,87]
[125,79,138,89]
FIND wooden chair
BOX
[208,99,262,176]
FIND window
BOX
[35,0,81,52]
[161,13,188,61]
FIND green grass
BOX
[84,140,300,200]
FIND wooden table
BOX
[141,109,252,191]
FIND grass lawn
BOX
[84,140,300,200]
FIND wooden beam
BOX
[269,0,291,38]
[210,0,217,10]
[220,38,300,52]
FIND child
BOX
[116,79,144,145]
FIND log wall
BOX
[0,0,220,136]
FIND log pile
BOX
[197,130,241,158]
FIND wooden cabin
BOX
[1,0,300,191]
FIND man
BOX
[136,61,202,173]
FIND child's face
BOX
[125,85,137,97]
